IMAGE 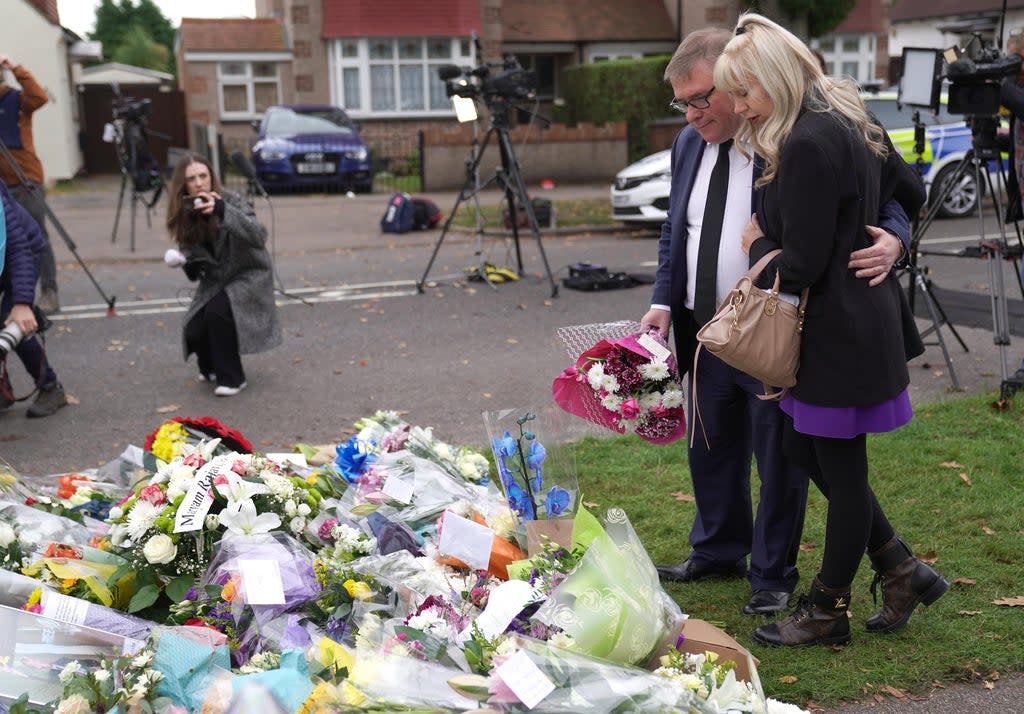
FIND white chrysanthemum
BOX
[639,392,662,411]
[93,669,111,683]
[586,362,605,389]
[0,523,15,548]
[599,373,620,394]
[125,500,163,542]
[262,472,295,499]
[58,660,82,684]
[456,452,489,481]
[488,507,517,541]
[661,388,684,409]
[601,393,623,411]
[639,359,670,381]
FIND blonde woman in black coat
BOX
[713,13,948,647]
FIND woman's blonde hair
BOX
[713,12,886,187]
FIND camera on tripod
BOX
[112,96,153,124]
[437,56,537,127]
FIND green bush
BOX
[558,55,673,162]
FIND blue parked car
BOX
[251,104,372,193]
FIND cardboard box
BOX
[525,518,574,556]
[646,618,760,683]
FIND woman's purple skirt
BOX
[780,389,912,439]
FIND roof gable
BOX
[323,0,481,38]
[890,1,1024,22]
[503,0,675,43]
[27,0,59,25]
[179,17,288,52]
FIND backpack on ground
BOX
[381,192,415,233]
[411,197,442,230]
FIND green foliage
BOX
[557,56,673,162]
[781,0,857,37]
[112,24,172,74]
[90,0,176,75]
[570,393,1024,707]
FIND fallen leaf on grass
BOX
[939,461,963,468]
[992,596,1024,607]
[670,491,695,502]
[155,404,180,414]
[778,675,798,684]
[953,577,977,586]
[958,610,983,616]
[582,501,599,508]
[917,549,939,564]
[981,525,996,535]
[799,541,818,551]
[960,473,972,486]
[878,684,908,699]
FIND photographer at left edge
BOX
[998,31,1024,382]
[0,55,59,315]
[0,178,67,417]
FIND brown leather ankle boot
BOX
[752,577,852,647]
[865,536,949,633]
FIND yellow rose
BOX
[342,579,373,601]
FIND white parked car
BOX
[610,149,672,227]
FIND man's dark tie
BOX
[693,139,733,325]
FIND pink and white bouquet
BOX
[554,321,686,444]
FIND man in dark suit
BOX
[640,28,911,615]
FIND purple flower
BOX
[318,518,339,544]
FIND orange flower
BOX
[57,473,90,499]
[221,575,241,602]
[43,543,81,559]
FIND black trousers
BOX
[185,290,245,387]
[782,417,896,589]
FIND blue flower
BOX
[507,481,537,520]
[545,486,571,517]
[334,436,376,483]
[527,440,546,491]
[493,431,518,458]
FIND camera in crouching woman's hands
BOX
[0,306,50,357]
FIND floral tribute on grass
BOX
[0,411,809,714]
[554,320,686,444]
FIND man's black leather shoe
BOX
[656,558,746,583]
[742,589,791,615]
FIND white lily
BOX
[214,470,270,506]
[218,498,281,535]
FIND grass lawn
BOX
[571,393,1024,708]
[450,197,617,228]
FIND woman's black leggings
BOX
[782,417,896,589]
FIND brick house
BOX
[175,17,293,152]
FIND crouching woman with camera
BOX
[0,180,66,417]
[165,153,281,396]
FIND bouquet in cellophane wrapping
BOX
[553,321,686,444]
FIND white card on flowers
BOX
[267,452,308,468]
[437,510,494,570]
[239,559,286,605]
[495,649,555,709]
[381,474,414,504]
[174,458,225,532]
[471,579,545,640]
[41,591,89,625]
[636,332,672,363]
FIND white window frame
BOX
[185,52,290,121]
[328,37,475,119]
[217,60,282,120]
[812,33,875,84]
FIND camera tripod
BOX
[0,136,117,315]
[912,129,1024,399]
[417,104,559,298]
[110,116,167,252]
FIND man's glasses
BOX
[669,87,715,113]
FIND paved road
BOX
[1,176,1021,712]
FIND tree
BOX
[747,0,856,39]
[89,0,176,75]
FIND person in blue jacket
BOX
[0,178,66,417]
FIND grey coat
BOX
[181,191,282,358]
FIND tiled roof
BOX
[890,1,1024,22]
[28,0,60,25]
[323,0,481,38]
[503,0,675,43]
[179,17,288,52]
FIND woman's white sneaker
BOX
[214,382,247,397]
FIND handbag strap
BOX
[748,249,810,325]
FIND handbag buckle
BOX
[763,294,778,316]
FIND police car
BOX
[610,92,1000,225]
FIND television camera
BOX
[437,56,537,127]
[111,95,153,124]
